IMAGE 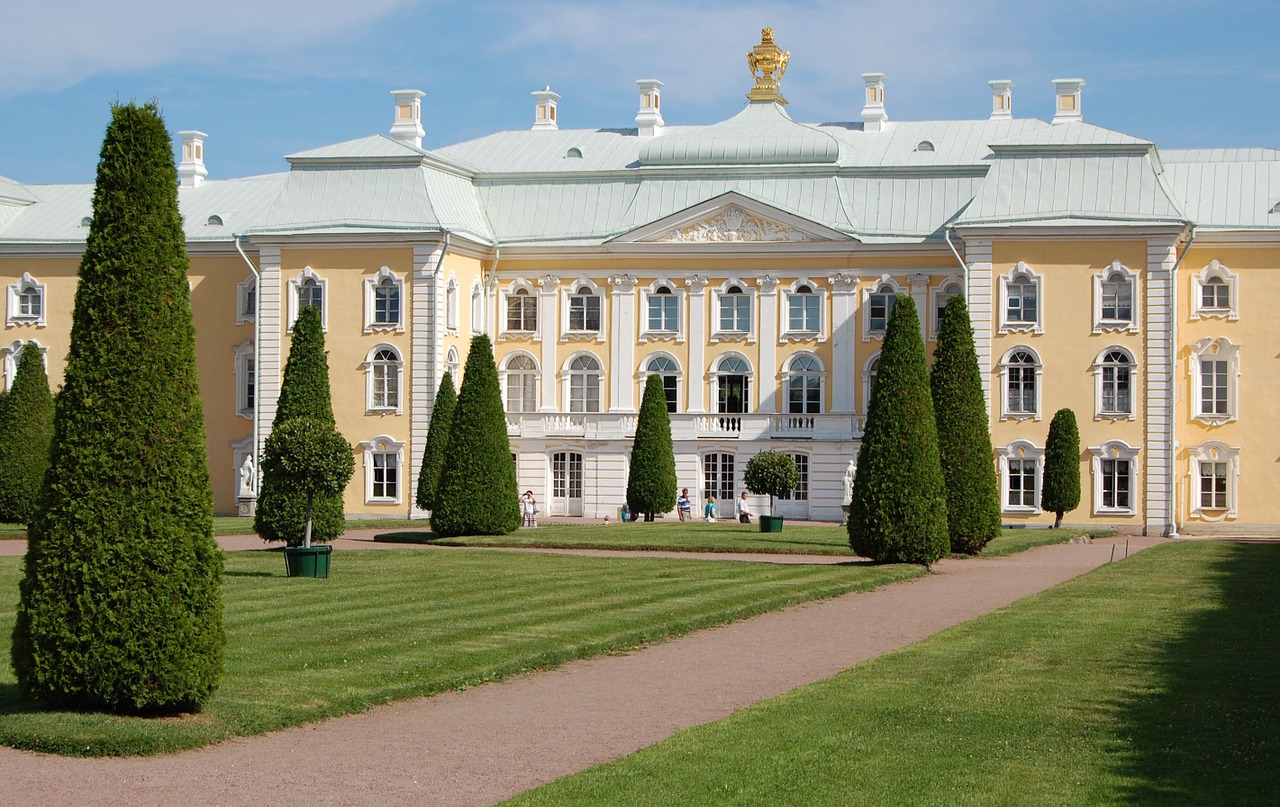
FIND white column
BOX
[964,237,995,409]
[538,274,560,412]
[828,272,857,413]
[758,275,779,412]
[408,242,443,516]
[255,246,283,465]
[686,275,708,412]
[909,272,930,341]
[1145,236,1178,536]
[609,273,638,412]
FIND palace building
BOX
[0,30,1277,534]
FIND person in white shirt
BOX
[735,492,752,524]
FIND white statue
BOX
[842,459,856,505]
[239,455,257,498]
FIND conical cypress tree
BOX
[12,102,223,712]
[627,373,678,521]
[415,371,457,514]
[930,295,1001,554]
[254,305,345,546]
[0,344,54,525]
[431,334,520,536]
[848,296,949,566]
[1041,408,1082,529]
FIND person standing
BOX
[704,495,717,523]
[521,490,538,527]
[736,491,752,524]
[677,488,692,521]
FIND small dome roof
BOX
[638,102,839,166]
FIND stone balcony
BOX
[505,412,863,441]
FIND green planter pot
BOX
[284,545,333,578]
[759,515,784,533]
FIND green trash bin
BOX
[284,545,333,578]
[758,515,785,533]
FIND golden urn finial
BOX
[746,27,790,104]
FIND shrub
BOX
[431,335,521,536]
[743,451,800,516]
[0,344,54,525]
[260,417,354,547]
[415,371,456,514]
[12,102,223,712]
[254,305,345,546]
[626,374,678,521]
[1042,408,1082,528]
[930,295,1001,554]
[847,296,949,566]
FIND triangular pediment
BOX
[615,192,852,244]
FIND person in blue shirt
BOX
[704,496,717,523]
[677,488,692,521]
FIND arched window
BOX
[999,263,1043,333]
[861,354,881,413]
[645,354,679,413]
[299,277,323,315]
[445,346,460,380]
[7,273,46,326]
[1002,349,1040,418]
[715,355,751,414]
[1100,271,1132,322]
[1007,277,1037,324]
[868,283,896,333]
[647,284,679,333]
[568,354,602,412]
[374,276,400,326]
[367,346,402,411]
[288,268,328,330]
[786,354,823,414]
[504,354,539,413]
[788,284,820,332]
[507,287,537,332]
[1098,349,1133,416]
[933,282,962,336]
[446,277,459,330]
[568,284,601,332]
[719,284,751,333]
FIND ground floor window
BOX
[1199,461,1227,510]
[1007,458,1038,509]
[1101,459,1131,510]
[371,453,398,501]
[703,453,735,505]
[776,453,809,501]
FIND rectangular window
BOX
[507,374,537,413]
[569,295,601,331]
[375,285,400,325]
[1199,360,1229,415]
[372,453,398,500]
[662,375,678,413]
[1007,283,1037,323]
[243,356,255,412]
[1199,461,1228,509]
[778,454,810,501]
[1008,459,1037,508]
[648,295,678,332]
[1008,367,1036,414]
[1101,366,1131,414]
[1101,459,1130,510]
[507,295,537,332]
[789,295,820,332]
[243,285,256,318]
[869,292,893,332]
[719,295,751,332]
[1101,283,1132,321]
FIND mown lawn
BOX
[0,517,430,541]
[0,548,920,757]
[503,540,1280,807]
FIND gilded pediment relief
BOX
[656,205,816,243]
[612,192,851,245]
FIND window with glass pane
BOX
[869,286,894,332]
[1007,279,1037,323]
[702,453,736,503]
[1008,458,1037,507]
[1101,351,1132,414]
[1202,277,1230,310]
[372,348,399,408]
[372,453,398,499]
[374,277,400,325]
[507,289,537,331]
[569,355,601,412]
[777,453,809,501]
[1199,461,1227,509]
[553,451,584,499]
[1101,273,1132,321]
[867,358,880,407]
[243,283,256,318]
[1199,359,1229,415]
[299,277,323,319]
[787,355,821,414]
[18,285,41,318]
[505,355,538,413]
[446,281,459,329]
[719,286,751,332]
[1007,352,1037,414]
[242,355,255,412]
[648,287,678,332]
[935,284,961,333]
[646,355,678,413]
[569,287,601,331]
[789,285,820,331]
[716,356,750,414]
[1101,458,1130,509]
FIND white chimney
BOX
[860,73,888,133]
[635,79,664,137]
[989,79,1014,120]
[390,89,425,148]
[532,86,560,131]
[1051,78,1084,125]
[177,130,208,188]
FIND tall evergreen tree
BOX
[415,370,457,514]
[12,102,223,712]
[254,305,345,546]
[431,334,520,536]
[627,373,678,521]
[1041,408,1082,528]
[847,296,949,566]
[930,295,1001,554]
[0,344,55,525]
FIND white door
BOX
[773,453,811,520]
[552,451,584,516]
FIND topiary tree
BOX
[431,334,520,536]
[626,374,678,521]
[930,295,1001,554]
[260,417,354,548]
[1041,408,1081,529]
[0,344,54,525]
[254,305,345,546]
[12,101,223,713]
[847,296,950,566]
[743,450,799,518]
[415,370,456,515]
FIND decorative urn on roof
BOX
[746,27,790,104]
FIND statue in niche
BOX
[239,455,257,498]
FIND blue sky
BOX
[2,0,1277,185]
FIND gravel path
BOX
[0,535,1162,806]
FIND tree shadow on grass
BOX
[1111,542,1280,806]
[0,682,52,716]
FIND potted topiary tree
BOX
[261,417,355,577]
[743,450,800,533]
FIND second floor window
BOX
[646,355,679,413]
[1199,359,1229,416]
[648,286,678,332]
[719,285,751,332]
[787,355,822,414]
[507,289,537,332]
[788,285,820,332]
[299,277,323,319]
[1100,351,1132,415]
[569,355,602,413]
[374,277,400,326]
[568,286,601,331]
[1007,278,1037,324]
[1007,351,1037,415]
[371,348,400,409]
[505,355,538,413]
[868,285,895,333]
[1201,276,1230,311]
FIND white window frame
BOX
[470,280,484,334]
[999,346,1043,421]
[501,351,540,414]
[1088,440,1140,515]
[1189,337,1241,425]
[1092,260,1138,333]
[445,346,461,380]
[363,343,403,414]
[998,262,1044,335]
[363,266,404,333]
[287,266,328,331]
[711,352,754,414]
[562,351,604,413]
[929,276,963,339]
[561,277,606,340]
[236,273,256,325]
[710,279,756,342]
[639,351,682,413]
[640,278,685,342]
[361,434,405,504]
[445,276,459,331]
[1092,346,1137,420]
[1,339,47,392]
[1187,441,1240,521]
[782,278,826,340]
[7,272,46,327]
[501,279,539,338]
[784,352,825,414]
[862,274,905,341]
[233,340,255,420]
[860,352,881,415]
[1190,260,1239,321]
[997,440,1045,514]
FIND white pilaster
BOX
[609,273,638,411]
[538,274,560,411]
[686,275,708,412]
[1145,237,1178,536]
[909,272,930,340]
[255,247,283,467]
[964,238,995,409]
[758,275,779,413]
[408,242,444,516]
[829,272,857,413]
